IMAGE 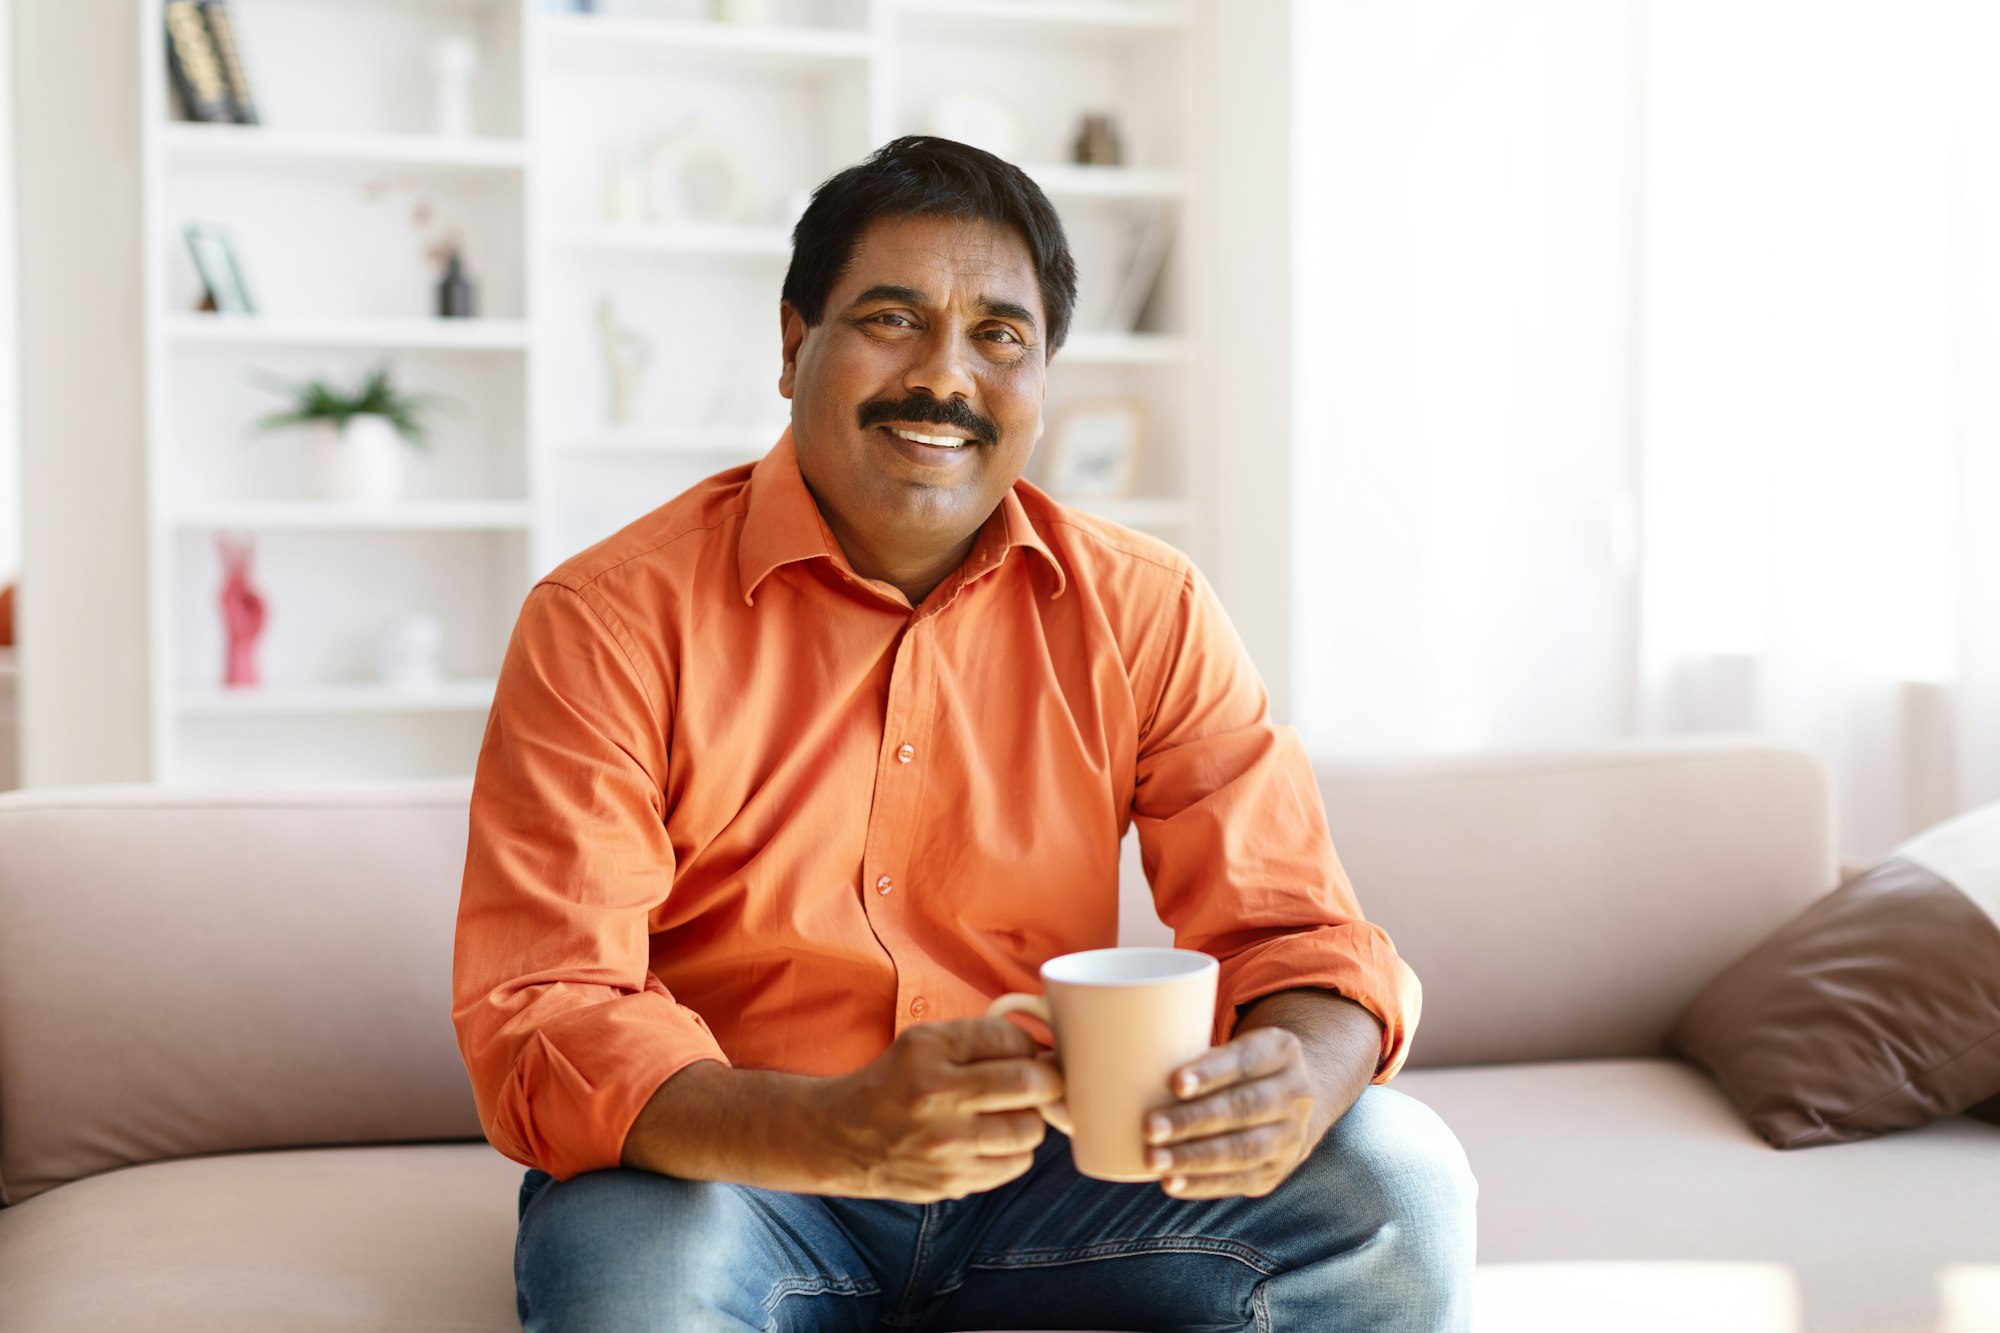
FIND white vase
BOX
[309,415,403,504]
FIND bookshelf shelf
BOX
[177,679,499,716]
[1055,496,1193,529]
[1025,163,1189,200]
[894,0,1191,40]
[1058,332,1188,365]
[556,424,786,456]
[164,316,530,351]
[173,501,534,531]
[544,14,874,75]
[159,123,528,174]
[554,222,794,259]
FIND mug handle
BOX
[985,993,1072,1133]
[985,992,1051,1027]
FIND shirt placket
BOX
[859,612,939,1034]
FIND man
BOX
[453,135,1475,1331]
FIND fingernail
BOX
[1165,1175,1186,1193]
[1175,1072,1198,1097]
[1145,1114,1170,1144]
[1148,1149,1171,1172]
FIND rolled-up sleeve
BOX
[1130,564,1422,1083]
[451,580,728,1180]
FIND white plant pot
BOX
[309,414,404,504]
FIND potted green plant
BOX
[252,363,446,504]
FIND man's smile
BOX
[883,426,975,449]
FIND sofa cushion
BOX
[0,1143,524,1332]
[1393,1057,2000,1333]
[1664,800,2000,1148]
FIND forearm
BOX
[619,1059,842,1193]
[1235,989,1384,1142]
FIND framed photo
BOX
[1044,398,1145,499]
[183,221,255,314]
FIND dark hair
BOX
[782,135,1079,357]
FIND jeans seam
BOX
[967,1234,1282,1276]
[761,1275,878,1320]
[883,1201,942,1328]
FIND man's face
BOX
[779,213,1048,566]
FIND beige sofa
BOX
[0,737,1994,1333]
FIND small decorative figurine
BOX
[1073,112,1123,166]
[432,35,479,138]
[217,534,267,689]
[596,296,653,426]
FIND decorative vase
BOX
[310,414,403,503]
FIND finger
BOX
[1160,1166,1288,1200]
[970,1108,1046,1157]
[956,1055,1065,1111]
[1145,1122,1296,1178]
[926,1016,1043,1066]
[1039,1096,1074,1136]
[958,1150,1038,1196]
[1168,1028,1301,1100]
[1145,1075,1296,1147]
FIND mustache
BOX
[857,395,999,447]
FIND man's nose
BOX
[902,325,977,404]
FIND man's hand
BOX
[816,1017,1065,1203]
[1140,990,1383,1199]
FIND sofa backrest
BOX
[1313,736,1835,1068]
[0,782,480,1206]
[0,737,1834,1205]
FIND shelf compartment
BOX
[174,500,533,531]
[165,315,531,350]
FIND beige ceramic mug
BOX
[986,946,1219,1182]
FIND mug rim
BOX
[1040,946,1217,987]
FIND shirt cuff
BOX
[476,988,730,1180]
[1211,923,1424,1083]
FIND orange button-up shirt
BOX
[452,428,1422,1181]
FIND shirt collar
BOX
[738,425,1067,605]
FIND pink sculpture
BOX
[218,534,267,688]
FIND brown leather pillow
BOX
[1666,802,2000,1149]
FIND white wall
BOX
[1289,0,1642,755]
[0,0,19,584]
[14,0,151,784]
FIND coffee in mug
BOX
[987,946,1218,1182]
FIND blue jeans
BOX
[513,1083,1476,1332]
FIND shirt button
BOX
[909,996,929,1018]
[896,743,915,764]
[875,874,893,895]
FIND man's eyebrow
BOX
[844,284,1041,333]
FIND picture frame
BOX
[183,221,255,314]
[1043,398,1146,499]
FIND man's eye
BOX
[979,327,1022,344]
[872,313,915,328]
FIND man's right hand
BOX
[812,1017,1063,1203]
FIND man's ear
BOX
[778,301,808,399]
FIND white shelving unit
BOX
[139,0,1208,784]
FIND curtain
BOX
[1291,0,1999,861]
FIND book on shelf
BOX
[199,0,259,125]
[164,0,232,123]
[164,0,257,124]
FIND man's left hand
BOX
[1141,1026,1317,1199]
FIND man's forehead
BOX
[834,214,1041,313]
